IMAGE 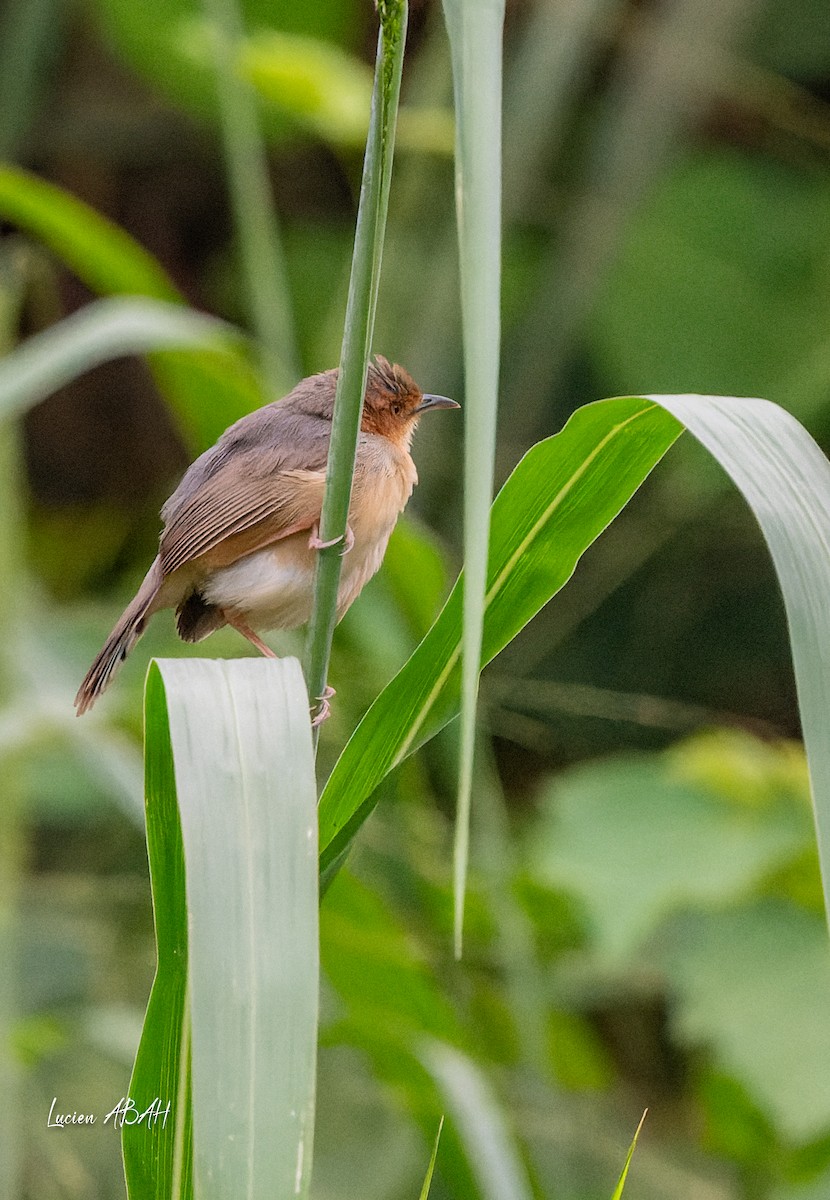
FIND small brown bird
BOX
[75,356,458,716]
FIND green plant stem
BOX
[303,1,408,740]
[203,0,299,393]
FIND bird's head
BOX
[360,355,459,447]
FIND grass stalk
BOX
[441,0,506,956]
[303,0,408,738]
[203,0,299,392]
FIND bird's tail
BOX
[74,557,163,715]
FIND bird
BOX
[74,356,459,717]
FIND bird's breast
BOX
[350,438,417,546]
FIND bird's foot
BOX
[309,524,354,555]
[224,613,278,658]
[310,684,336,727]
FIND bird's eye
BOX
[391,401,403,417]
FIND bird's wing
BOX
[159,451,326,576]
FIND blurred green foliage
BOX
[95,0,366,128]
[593,149,830,404]
[2,0,830,1196]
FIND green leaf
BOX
[0,297,240,420]
[0,165,266,443]
[421,1042,533,1200]
[125,664,191,1200]
[670,728,811,813]
[610,1110,646,1200]
[127,657,318,1199]
[241,29,373,146]
[240,29,453,155]
[418,1117,444,1200]
[530,751,811,960]
[322,389,830,952]
[662,901,830,1142]
[0,164,180,299]
[321,871,464,1045]
[94,0,365,131]
[649,393,830,935]
[441,0,506,955]
[382,518,450,643]
[319,396,683,871]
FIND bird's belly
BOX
[201,538,315,630]
[200,527,393,632]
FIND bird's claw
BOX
[309,524,355,555]
[310,685,336,727]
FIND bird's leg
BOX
[308,523,355,555]
[224,610,333,724]
[310,685,336,727]
[223,612,278,658]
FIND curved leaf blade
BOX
[0,297,240,420]
[0,163,181,300]
[0,165,267,441]
[323,389,830,947]
[127,657,318,1200]
[649,393,830,930]
[241,29,373,147]
[319,396,683,869]
[125,665,191,1200]
[421,1042,533,1200]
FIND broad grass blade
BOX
[441,0,506,957]
[422,1043,532,1200]
[649,393,830,932]
[128,657,318,1200]
[126,665,192,1200]
[319,396,682,871]
[322,389,830,950]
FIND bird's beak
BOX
[415,394,460,414]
